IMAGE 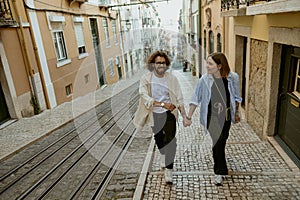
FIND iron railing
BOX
[0,0,15,26]
[221,0,273,11]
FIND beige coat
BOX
[133,71,184,132]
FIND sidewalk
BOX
[136,71,300,199]
[0,70,144,161]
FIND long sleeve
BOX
[139,73,155,109]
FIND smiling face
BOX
[206,56,221,78]
[153,56,167,77]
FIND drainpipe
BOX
[24,5,50,109]
[222,17,225,53]
[198,0,202,77]
[116,2,126,76]
[11,0,41,113]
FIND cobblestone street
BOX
[140,71,300,200]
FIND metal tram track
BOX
[0,83,140,199]
[0,100,112,183]
[0,84,135,182]
[0,86,138,194]
[18,100,138,200]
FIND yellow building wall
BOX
[100,18,123,85]
[224,12,300,70]
[1,29,30,96]
[26,0,123,105]
[233,12,300,41]
[1,26,39,98]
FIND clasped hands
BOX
[183,116,192,127]
[162,102,176,112]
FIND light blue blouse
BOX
[190,71,243,130]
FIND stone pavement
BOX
[135,71,300,200]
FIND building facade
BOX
[0,0,46,122]
[0,0,124,124]
[199,0,223,75]
[221,0,300,164]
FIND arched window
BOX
[217,33,222,52]
[204,30,207,59]
[209,31,214,54]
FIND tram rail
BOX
[0,83,140,200]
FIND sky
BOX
[154,0,182,31]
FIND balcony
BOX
[221,0,300,17]
[0,0,16,27]
[246,0,300,15]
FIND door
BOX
[89,18,105,86]
[276,45,300,160]
[0,82,10,125]
[241,37,247,107]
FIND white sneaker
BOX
[214,175,223,186]
[164,168,173,184]
[160,154,165,169]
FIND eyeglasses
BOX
[155,62,166,65]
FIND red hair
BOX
[207,52,231,77]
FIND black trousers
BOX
[152,111,177,169]
[207,115,231,175]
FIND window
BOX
[65,84,72,96]
[204,30,207,59]
[112,20,118,44]
[84,74,90,84]
[102,18,110,47]
[109,59,114,76]
[49,16,70,66]
[53,31,67,61]
[293,59,300,99]
[209,31,214,54]
[217,33,222,52]
[74,22,86,55]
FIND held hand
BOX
[235,113,241,123]
[164,103,176,112]
[183,117,192,127]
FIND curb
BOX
[133,136,156,200]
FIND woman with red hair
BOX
[185,52,242,186]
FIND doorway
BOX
[276,45,300,164]
[235,35,247,107]
[0,82,10,125]
[89,18,105,86]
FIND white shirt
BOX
[151,73,171,113]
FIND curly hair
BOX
[146,50,171,71]
[207,52,231,78]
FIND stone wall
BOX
[247,39,268,139]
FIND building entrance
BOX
[276,45,300,165]
[0,82,10,125]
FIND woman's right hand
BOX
[183,116,192,127]
[235,112,241,123]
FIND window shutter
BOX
[74,23,85,48]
